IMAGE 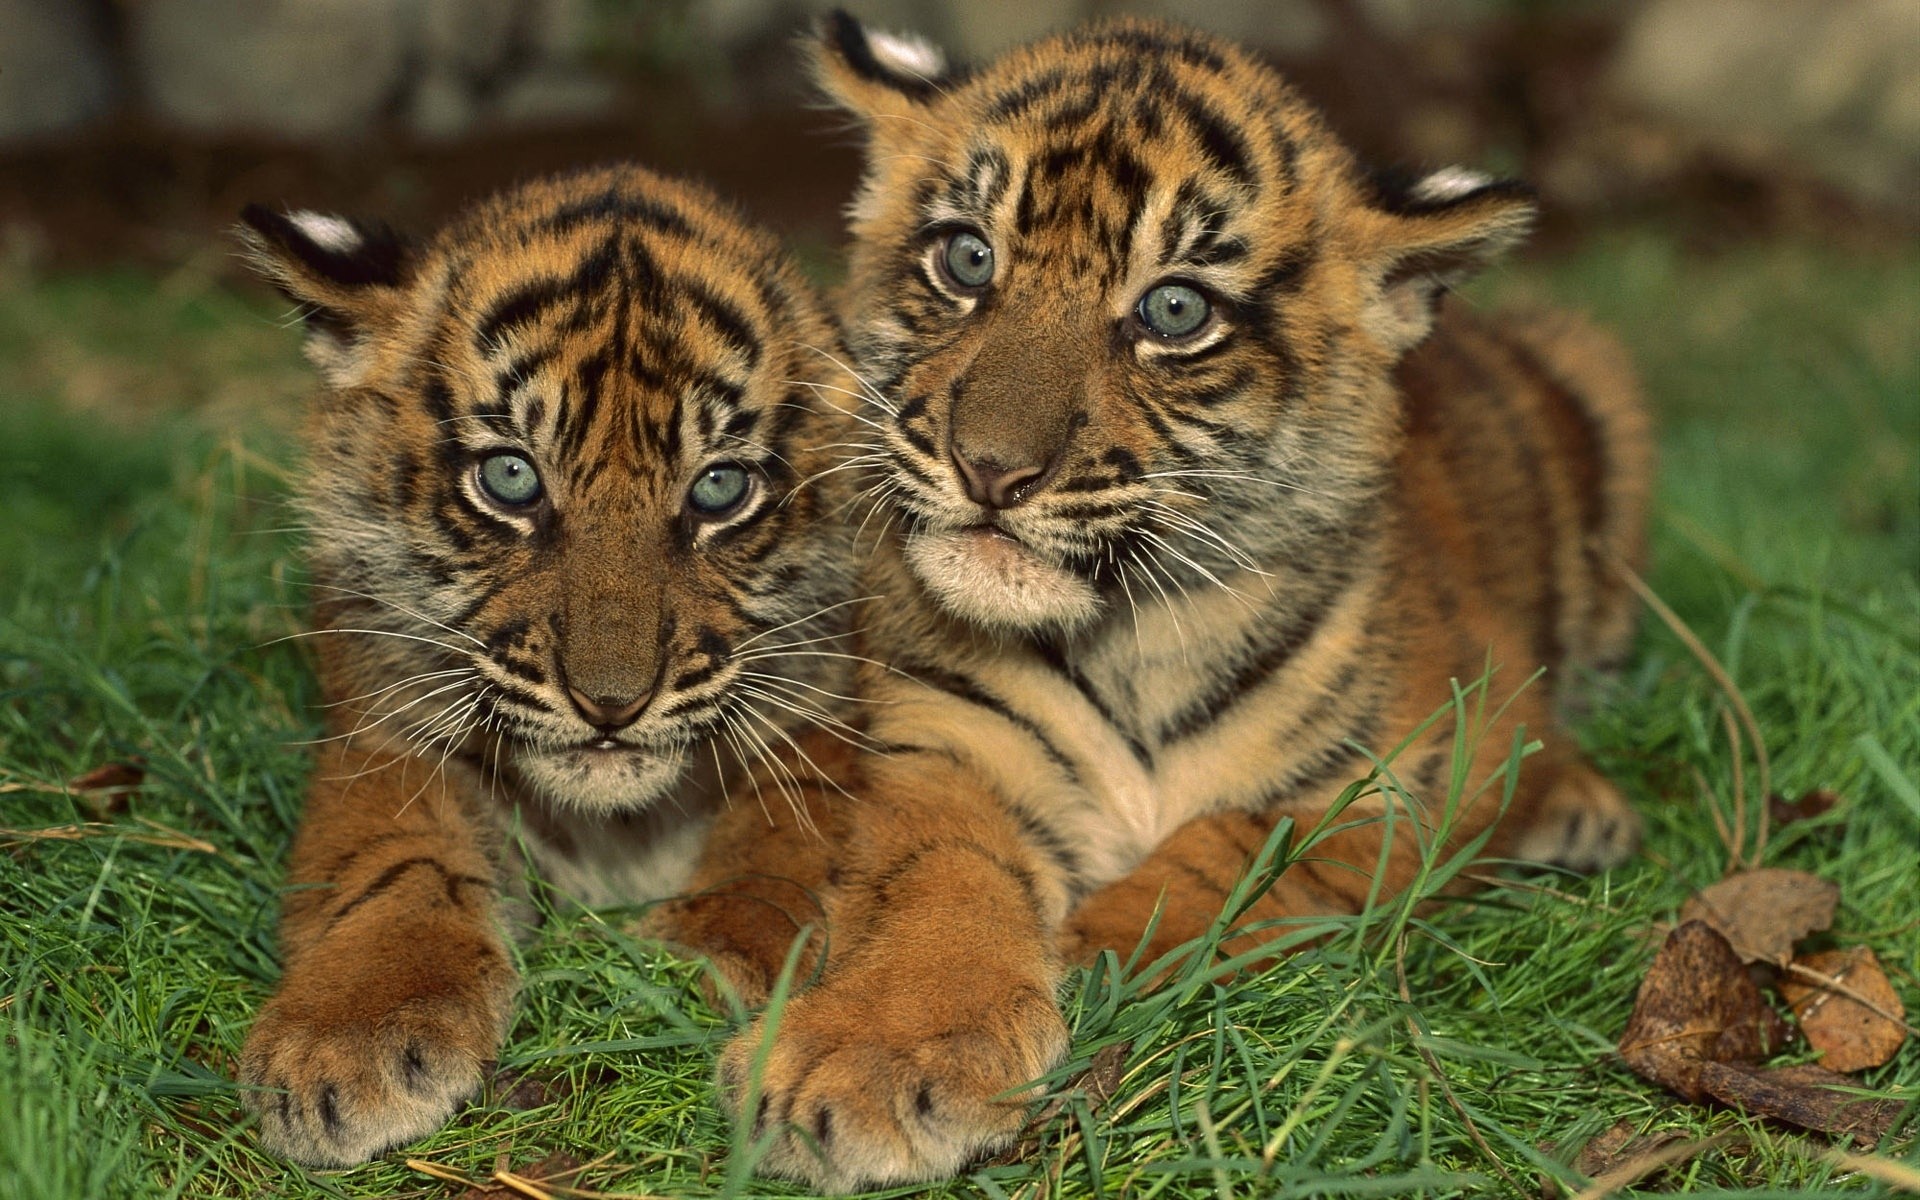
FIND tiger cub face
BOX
[241,166,852,811]
[812,15,1535,634]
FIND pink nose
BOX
[951,448,1048,510]
[566,686,651,731]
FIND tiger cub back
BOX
[234,165,861,1166]
[667,15,1653,1189]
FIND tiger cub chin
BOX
[664,13,1653,1190]
[234,165,859,1167]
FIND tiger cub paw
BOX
[1513,762,1640,873]
[716,963,1068,1189]
[240,933,515,1167]
[642,877,828,1010]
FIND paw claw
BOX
[719,969,1067,1188]
[1514,764,1640,873]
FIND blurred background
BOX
[3,0,1915,263]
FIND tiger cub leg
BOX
[1062,736,1637,974]
[645,730,859,1007]
[1059,809,1348,974]
[240,747,513,1167]
[714,753,1071,1190]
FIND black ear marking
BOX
[819,8,953,101]
[1362,163,1535,219]
[238,203,414,291]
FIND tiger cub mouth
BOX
[902,523,1103,633]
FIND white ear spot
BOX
[289,211,363,253]
[1410,167,1492,204]
[866,29,947,80]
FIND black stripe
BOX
[1031,639,1153,767]
[1157,572,1353,744]
[536,187,694,239]
[1083,26,1227,74]
[683,282,762,369]
[901,661,1082,784]
[1174,90,1255,185]
[326,857,491,929]
[987,68,1070,122]
[864,837,1044,925]
[997,797,1085,888]
[475,277,570,350]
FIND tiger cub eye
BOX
[689,463,751,516]
[478,453,542,506]
[942,230,995,289]
[1138,283,1211,339]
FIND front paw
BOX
[717,963,1068,1189]
[240,930,515,1166]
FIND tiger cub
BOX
[669,14,1652,1189]
[234,165,860,1166]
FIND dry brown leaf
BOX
[1679,868,1838,966]
[986,1039,1133,1167]
[1782,947,1908,1072]
[1573,1132,1735,1200]
[1767,789,1840,827]
[66,761,144,818]
[1695,1061,1904,1146]
[1619,920,1790,1101]
[68,761,145,792]
[1567,1118,1692,1180]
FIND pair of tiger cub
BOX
[237,12,1650,1191]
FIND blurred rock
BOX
[0,0,117,140]
[1611,0,1920,213]
[1126,0,1329,57]
[121,0,616,141]
[947,0,1086,58]
[132,0,414,137]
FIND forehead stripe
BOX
[534,187,696,240]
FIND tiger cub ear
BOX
[808,9,955,128]
[1354,167,1537,354]
[236,204,417,389]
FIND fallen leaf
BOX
[986,1039,1133,1166]
[1679,868,1838,966]
[1782,946,1908,1072]
[66,761,144,818]
[1619,920,1790,1101]
[1571,1119,1667,1178]
[1767,789,1840,827]
[1695,1061,1904,1146]
[68,761,145,791]
[1573,1132,1735,1200]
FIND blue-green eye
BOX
[689,463,751,516]
[1137,283,1211,339]
[478,453,542,506]
[941,230,995,289]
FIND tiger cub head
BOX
[241,166,854,811]
[811,14,1536,634]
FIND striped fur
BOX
[681,15,1653,1189]
[234,165,861,1166]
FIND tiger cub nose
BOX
[565,686,651,731]
[952,447,1049,510]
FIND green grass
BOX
[2,229,1916,1198]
